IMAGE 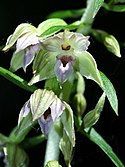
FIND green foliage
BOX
[5,143,29,167]
[47,8,85,19]
[100,71,118,115]
[83,93,105,129]
[0,0,124,166]
[83,128,125,167]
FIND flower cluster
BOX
[3,23,102,86]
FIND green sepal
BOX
[59,102,75,165]
[3,23,38,51]
[9,50,24,72]
[76,51,103,87]
[59,130,74,167]
[61,102,75,147]
[9,112,35,144]
[29,51,56,85]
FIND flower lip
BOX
[59,55,74,67]
[43,108,51,120]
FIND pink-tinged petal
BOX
[16,32,39,53]
[38,110,53,137]
[55,58,74,83]
[23,44,40,71]
[18,100,30,125]
[50,98,65,121]
[69,33,90,52]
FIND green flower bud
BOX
[72,93,87,117]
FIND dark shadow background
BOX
[0,0,125,166]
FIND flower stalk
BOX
[43,124,61,167]
[77,0,96,35]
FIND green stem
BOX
[43,125,61,166]
[0,66,37,92]
[77,0,95,35]
[81,0,95,24]
[43,77,74,166]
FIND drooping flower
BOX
[38,97,65,136]
[18,89,65,137]
[3,23,41,72]
[29,30,102,87]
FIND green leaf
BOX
[45,160,62,167]
[30,89,57,121]
[83,93,105,129]
[103,2,125,12]
[6,143,29,167]
[47,8,85,19]
[91,29,121,57]
[3,23,38,51]
[9,112,35,143]
[10,50,24,72]
[76,51,103,87]
[37,18,67,37]
[82,128,125,167]
[29,51,56,85]
[40,25,65,39]
[93,0,104,17]
[100,71,118,115]
[0,66,37,93]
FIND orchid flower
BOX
[29,30,102,87]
